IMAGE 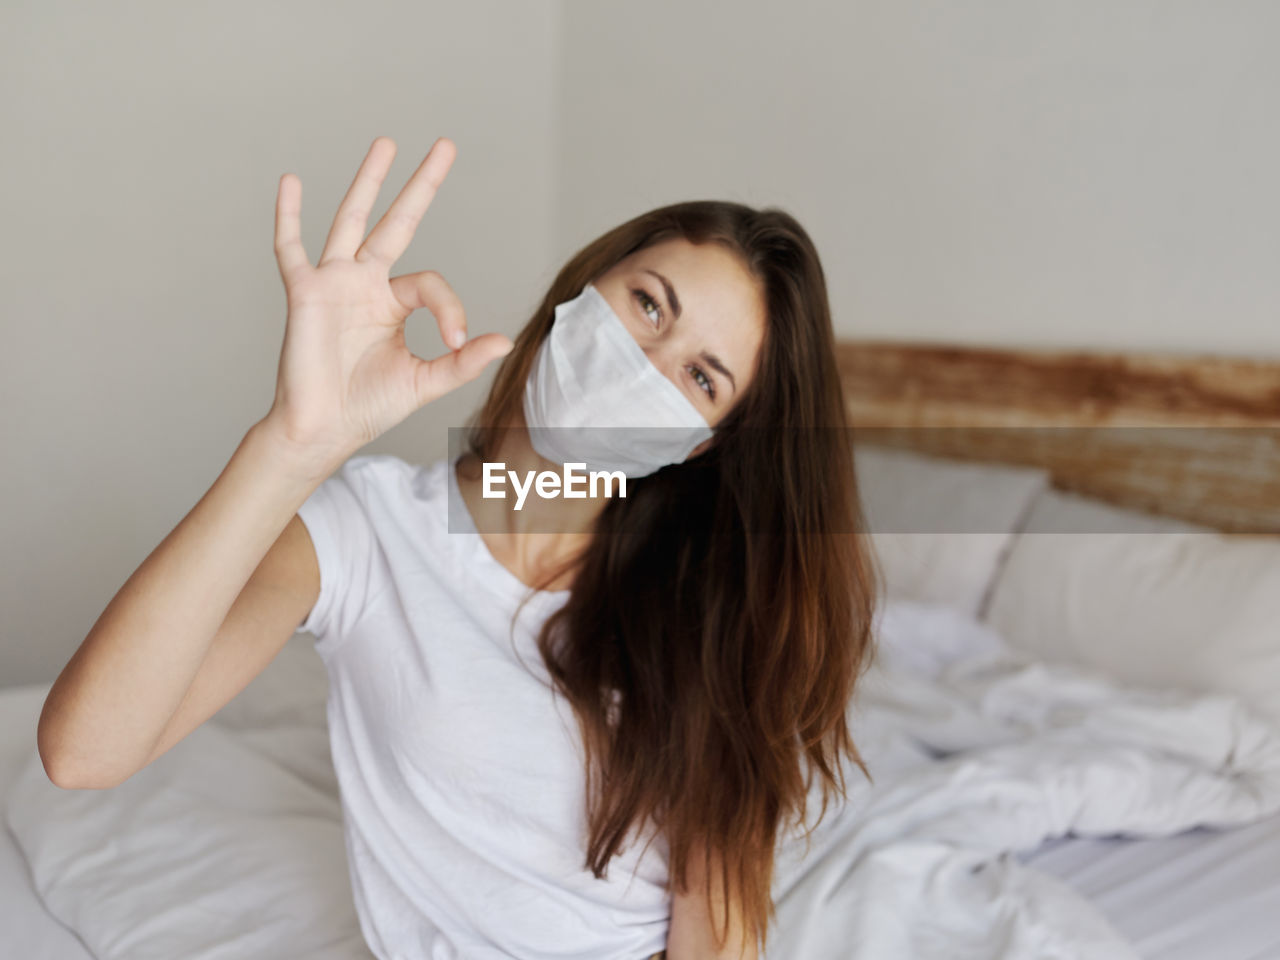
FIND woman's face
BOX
[591,237,767,430]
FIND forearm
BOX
[38,418,337,787]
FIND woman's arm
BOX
[37,420,334,788]
[39,136,510,789]
[666,841,760,960]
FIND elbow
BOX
[36,733,88,790]
[42,763,88,791]
[37,744,88,790]
[36,715,121,791]
[36,712,74,788]
[38,749,121,791]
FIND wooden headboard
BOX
[836,341,1280,534]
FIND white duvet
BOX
[7,601,1280,960]
[768,602,1280,960]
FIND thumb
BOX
[412,333,514,409]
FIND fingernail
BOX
[449,330,466,350]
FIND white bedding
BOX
[765,602,1280,960]
[4,605,1280,959]
[0,686,95,960]
[1024,815,1280,960]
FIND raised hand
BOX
[264,135,513,467]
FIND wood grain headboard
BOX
[836,341,1280,534]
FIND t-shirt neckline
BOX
[445,454,572,609]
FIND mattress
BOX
[3,676,1278,960]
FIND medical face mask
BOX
[521,282,715,478]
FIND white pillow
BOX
[985,488,1280,725]
[5,650,371,960]
[853,444,1050,617]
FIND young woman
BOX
[37,136,879,960]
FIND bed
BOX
[3,340,1278,960]
[826,339,1280,959]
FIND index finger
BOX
[356,137,456,267]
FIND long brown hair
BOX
[465,200,879,956]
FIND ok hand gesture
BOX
[265,136,513,467]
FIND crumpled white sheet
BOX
[766,601,1280,960]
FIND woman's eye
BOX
[631,288,661,327]
[630,287,714,400]
[688,364,716,400]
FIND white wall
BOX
[0,0,562,686]
[555,0,1280,354]
[3,1,1277,685]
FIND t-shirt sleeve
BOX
[295,454,381,657]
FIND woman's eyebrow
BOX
[700,350,736,395]
[642,269,681,320]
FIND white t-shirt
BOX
[295,453,671,960]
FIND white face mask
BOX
[521,281,715,478]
